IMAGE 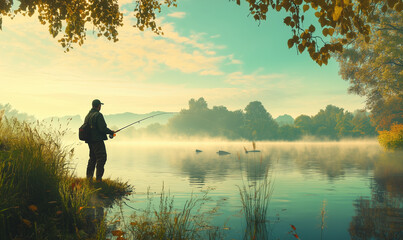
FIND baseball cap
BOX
[92,99,104,107]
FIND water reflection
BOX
[168,142,384,184]
[349,153,403,240]
[74,141,403,239]
[178,154,233,185]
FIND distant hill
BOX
[275,114,294,126]
[0,103,36,122]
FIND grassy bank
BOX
[0,114,287,239]
[0,114,131,239]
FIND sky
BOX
[0,0,365,119]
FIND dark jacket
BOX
[84,108,114,143]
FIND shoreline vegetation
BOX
[0,114,132,239]
[0,114,278,239]
[0,111,400,239]
[1,99,401,150]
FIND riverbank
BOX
[0,115,132,239]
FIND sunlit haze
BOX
[0,0,365,119]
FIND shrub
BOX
[378,123,403,150]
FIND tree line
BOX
[133,97,376,141]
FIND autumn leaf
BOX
[333,6,343,21]
[111,230,125,236]
[284,16,292,25]
[22,218,32,227]
[298,44,305,53]
[322,28,329,36]
[303,4,309,12]
[28,205,38,212]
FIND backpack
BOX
[79,112,98,141]
[78,122,91,141]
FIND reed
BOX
[112,185,223,240]
[238,145,274,240]
[0,115,130,239]
[320,200,327,240]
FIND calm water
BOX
[73,140,403,239]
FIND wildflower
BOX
[28,205,38,212]
[22,218,32,227]
[111,230,125,236]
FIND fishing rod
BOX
[109,112,173,139]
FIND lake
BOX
[72,140,403,240]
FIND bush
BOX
[378,123,403,150]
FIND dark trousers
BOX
[87,141,107,181]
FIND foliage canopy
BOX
[1,0,401,63]
[164,98,375,140]
[335,10,402,130]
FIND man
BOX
[84,99,115,182]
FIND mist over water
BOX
[72,140,402,239]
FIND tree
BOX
[167,97,244,138]
[351,110,376,137]
[295,114,313,135]
[243,101,278,140]
[335,10,402,132]
[370,96,403,131]
[210,106,244,139]
[188,97,208,112]
[278,125,302,140]
[311,105,344,139]
[335,10,402,110]
[0,0,176,51]
[1,0,401,64]
[335,111,354,137]
[167,97,210,135]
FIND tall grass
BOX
[110,184,224,240]
[0,113,130,239]
[238,149,274,240]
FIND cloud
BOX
[1,11,364,120]
[2,13,241,81]
[225,71,285,85]
[167,12,186,19]
[228,54,242,64]
[0,13,248,117]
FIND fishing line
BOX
[109,112,175,139]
